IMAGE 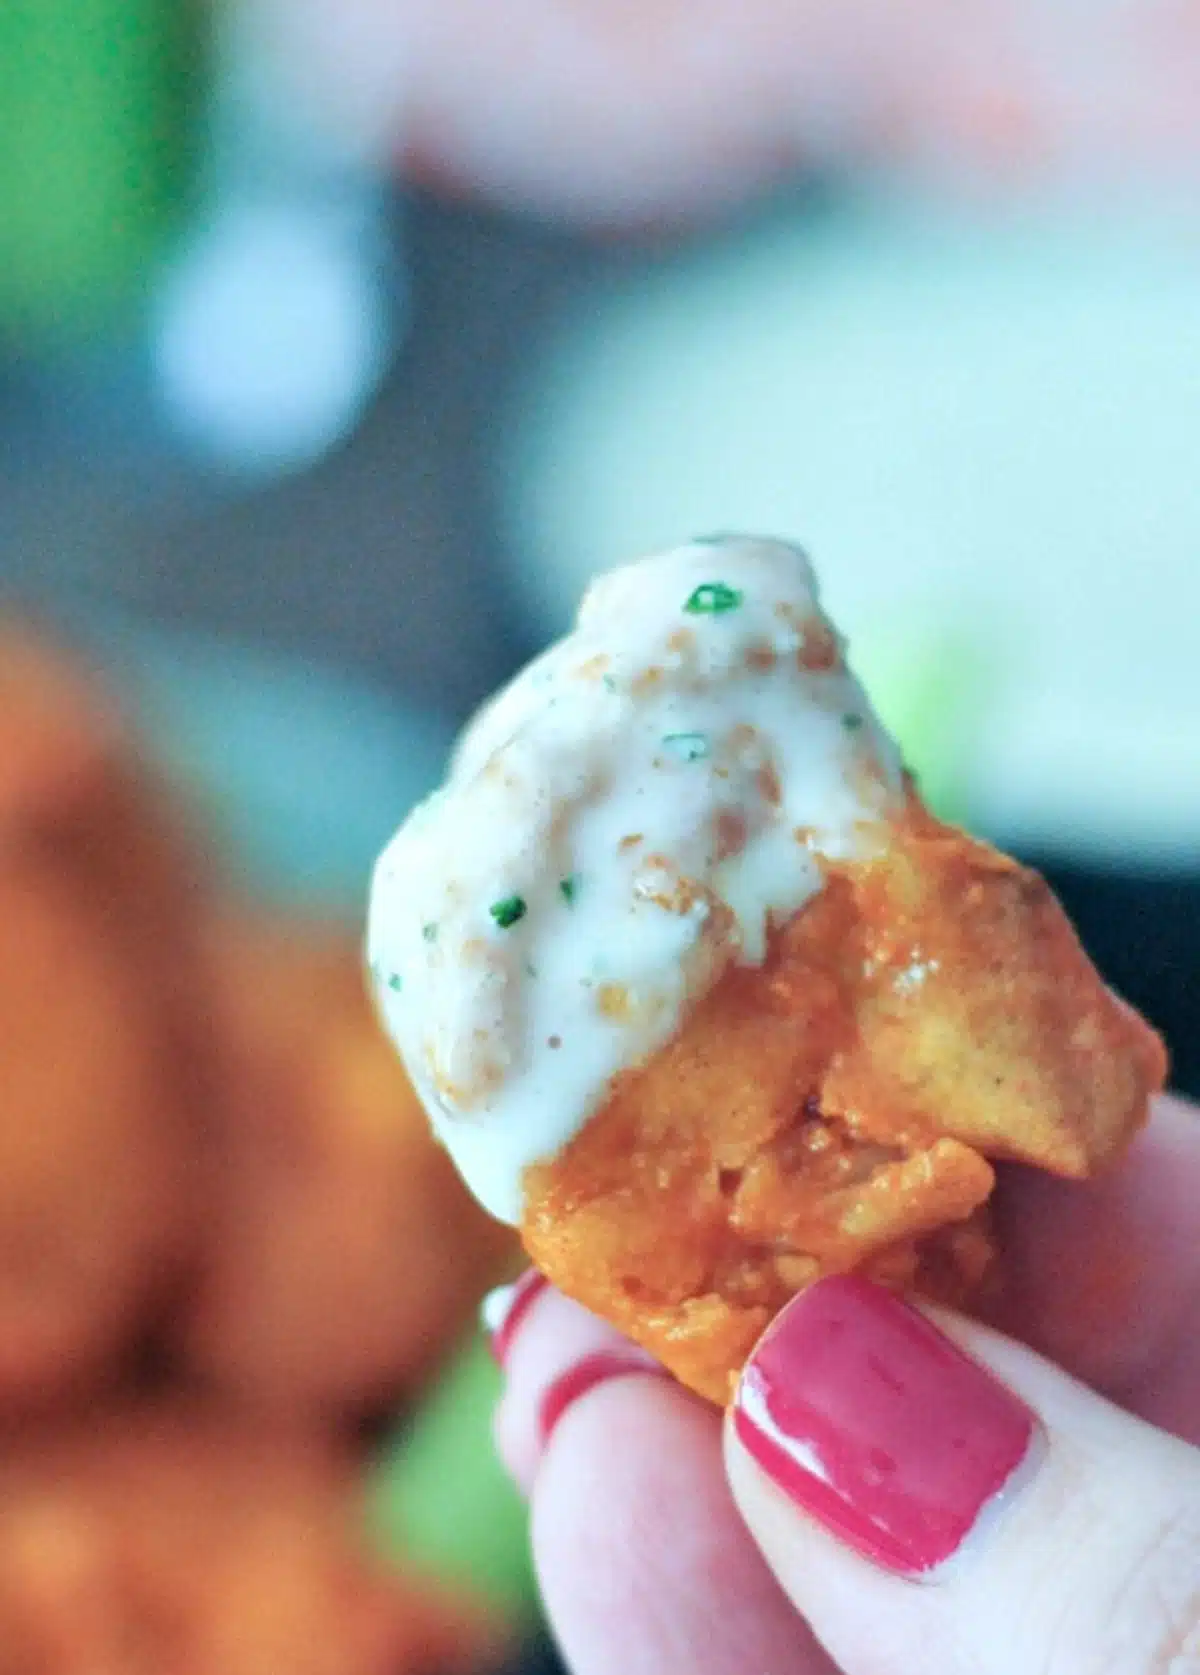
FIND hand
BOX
[489,1093,1200,1674]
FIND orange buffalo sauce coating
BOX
[522,798,1166,1405]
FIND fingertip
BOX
[492,1285,662,1494]
[532,1373,816,1675]
[989,1091,1200,1405]
[482,1270,551,1369]
[492,1286,841,1672]
[537,1346,668,1449]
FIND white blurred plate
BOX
[504,189,1200,864]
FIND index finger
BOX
[493,1285,835,1675]
[988,1092,1200,1435]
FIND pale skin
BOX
[494,1094,1200,1675]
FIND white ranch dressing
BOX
[368,537,905,1223]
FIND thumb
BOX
[724,1275,1200,1675]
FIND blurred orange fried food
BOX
[0,1403,500,1675]
[0,629,211,1414]
[0,624,513,1671]
[176,912,518,1422]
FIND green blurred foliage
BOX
[852,627,989,827]
[369,1335,539,1622]
[0,0,207,340]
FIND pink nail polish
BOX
[482,1271,549,1368]
[538,1348,669,1447]
[733,1276,1038,1577]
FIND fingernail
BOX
[539,1349,670,1448]
[732,1275,1038,1578]
[482,1271,549,1367]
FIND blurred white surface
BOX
[505,192,1200,862]
[155,201,395,474]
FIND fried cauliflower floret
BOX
[0,1404,499,1675]
[177,917,519,1421]
[368,537,1166,1408]
[0,628,210,1413]
[523,807,1165,1406]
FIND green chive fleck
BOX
[842,713,865,733]
[663,731,710,762]
[685,581,742,615]
[421,922,438,943]
[489,894,527,930]
[387,973,403,993]
[602,673,617,693]
[559,875,579,905]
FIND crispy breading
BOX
[522,803,1165,1405]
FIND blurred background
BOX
[1,0,1198,1669]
